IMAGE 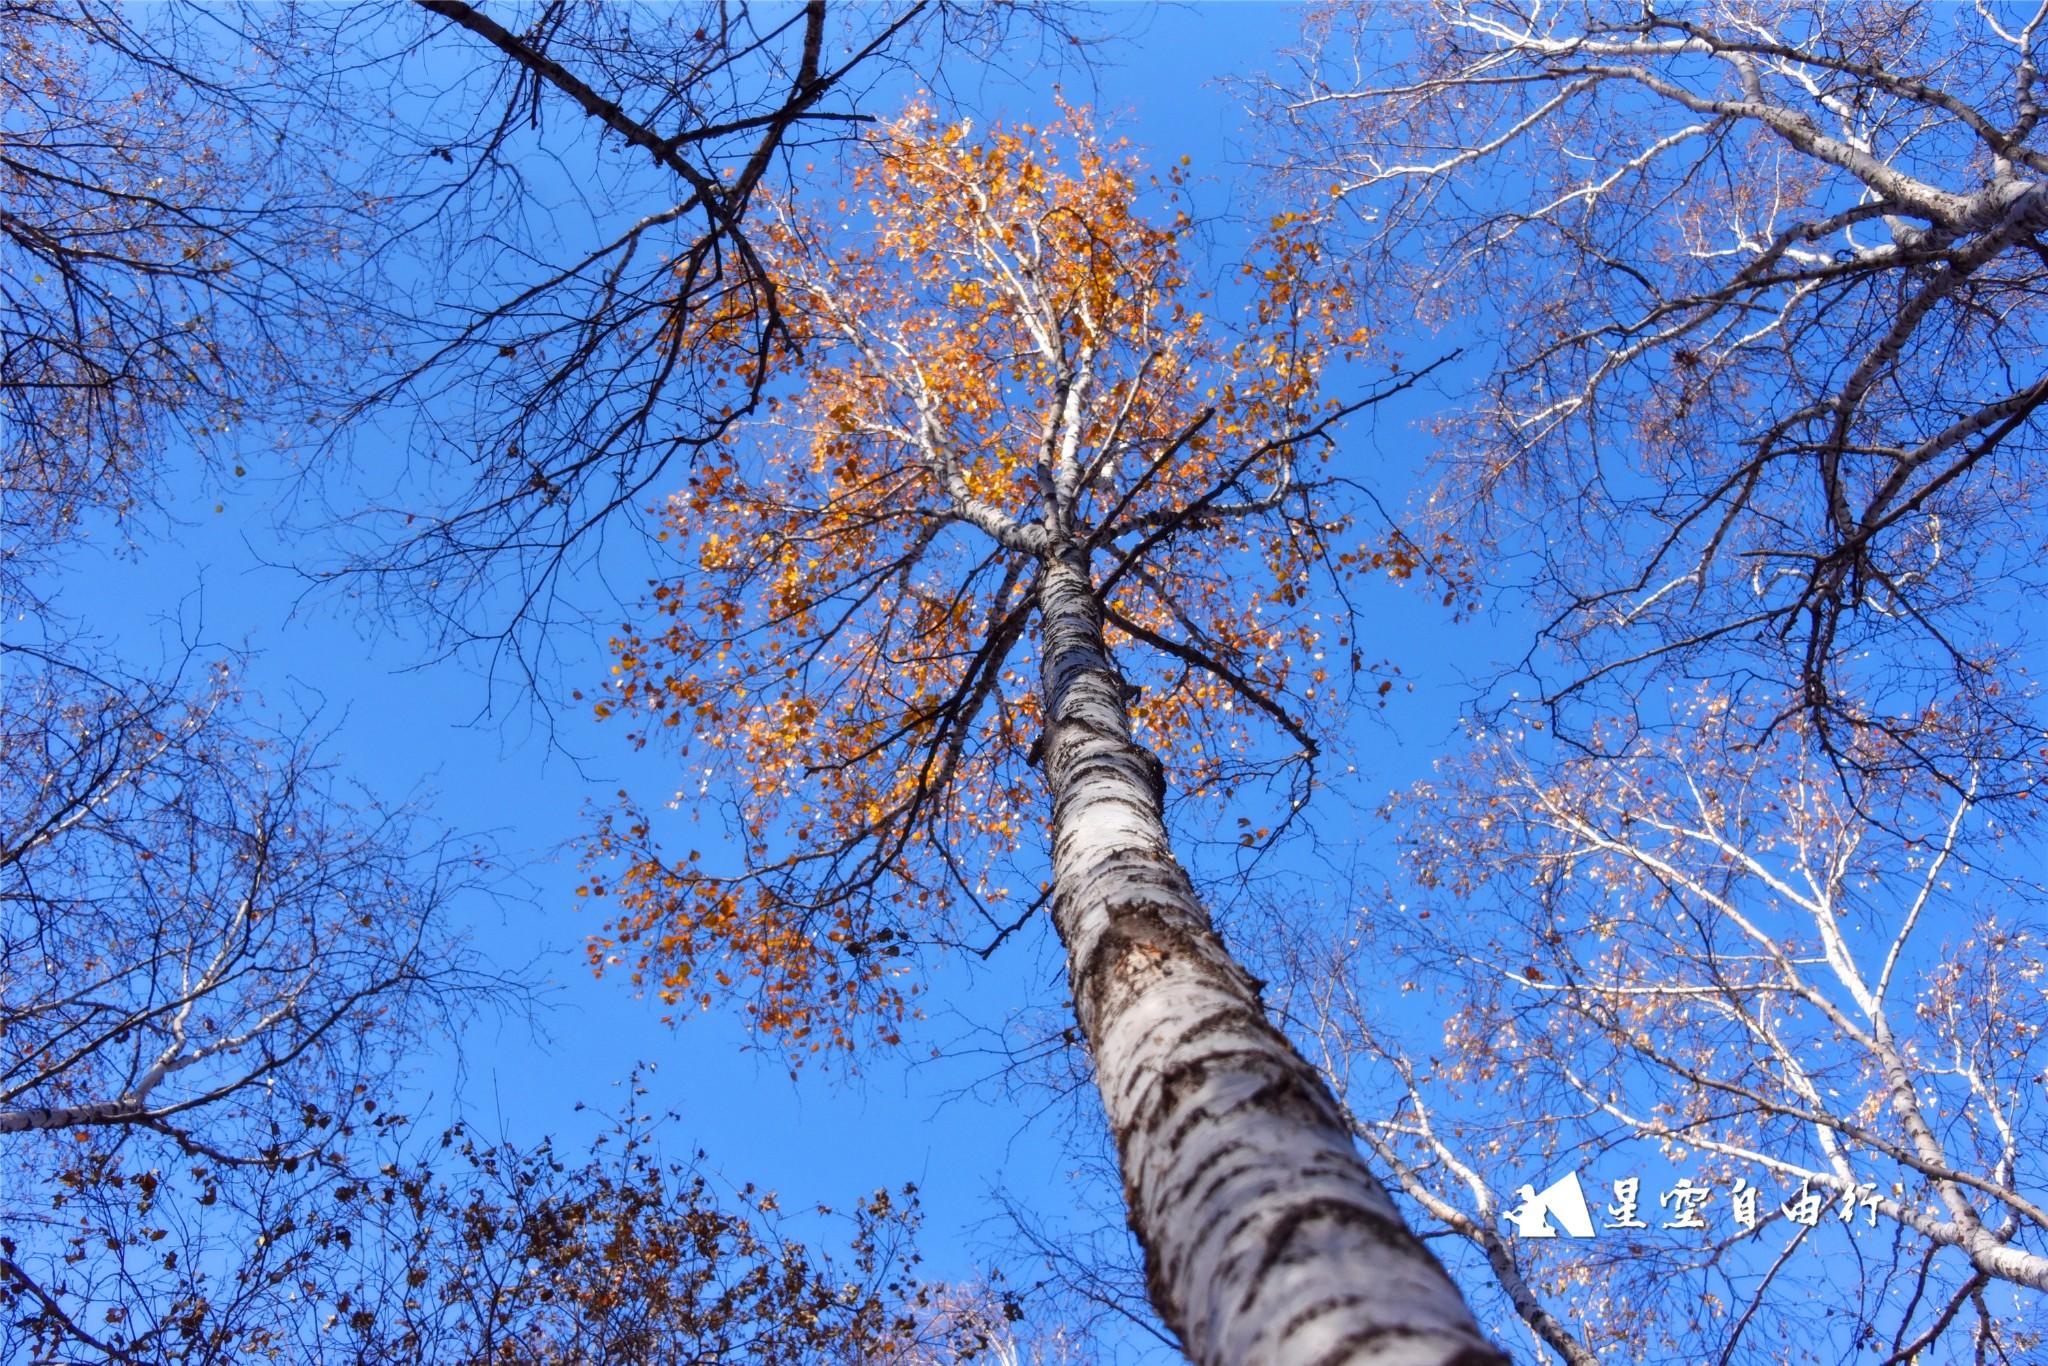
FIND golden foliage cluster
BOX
[581,105,1449,1056]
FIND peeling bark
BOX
[1033,545,1504,1366]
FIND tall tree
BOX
[585,108,1501,1365]
[1258,0,2048,805]
[0,7,478,1352]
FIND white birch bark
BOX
[1033,544,1504,1366]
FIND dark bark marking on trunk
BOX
[1156,1053,1287,1147]
[1176,1005,1259,1050]
[1072,899,1235,1029]
[1179,1147,1262,1212]
[1253,1198,1433,1295]
[1235,1068,1347,1129]
[1073,918,1168,1027]
[1282,1293,1370,1342]
[1157,1063,1343,1171]
[1308,1326,1511,1366]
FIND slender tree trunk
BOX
[1032,544,1504,1366]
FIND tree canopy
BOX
[1266,0,2048,807]
[585,105,1422,1050]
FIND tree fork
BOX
[1033,545,1502,1366]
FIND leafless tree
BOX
[0,5,1106,1358]
[1258,0,2048,804]
[301,0,1082,680]
[2,0,1076,664]
[0,640,504,1362]
[1266,695,2047,1362]
[0,1,375,601]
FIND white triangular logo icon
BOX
[1504,1170,1596,1239]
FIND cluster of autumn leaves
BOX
[579,108,1440,1055]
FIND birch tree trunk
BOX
[1033,544,1504,1366]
